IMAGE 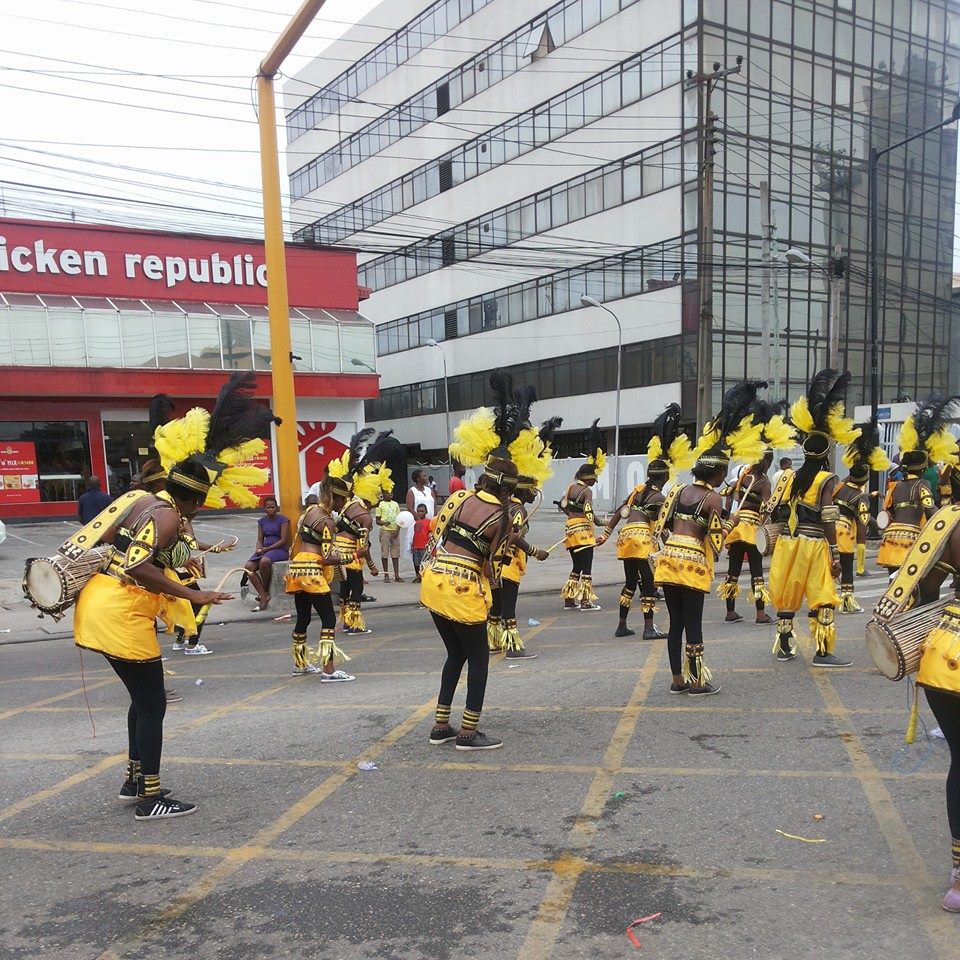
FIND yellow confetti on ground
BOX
[776,829,828,844]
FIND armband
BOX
[820,505,840,523]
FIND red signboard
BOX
[0,441,41,504]
[0,218,359,308]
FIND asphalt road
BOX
[0,574,957,960]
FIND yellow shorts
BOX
[835,517,856,554]
[616,522,654,560]
[877,523,921,569]
[654,535,714,594]
[285,551,331,595]
[565,517,595,552]
[74,572,163,662]
[769,536,839,612]
[725,511,760,548]
[501,549,526,584]
[918,602,960,695]
[420,551,492,625]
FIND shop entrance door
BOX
[102,419,154,495]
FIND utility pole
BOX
[760,180,771,386]
[685,56,743,430]
[827,242,844,370]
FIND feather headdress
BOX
[790,369,858,446]
[695,380,767,466]
[579,418,606,478]
[646,403,695,476]
[509,415,562,490]
[153,371,280,508]
[352,430,397,504]
[750,397,796,452]
[843,417,891,477]
[898,396,960,469]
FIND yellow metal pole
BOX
[256,0,328,521]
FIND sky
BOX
[1,0,381,238]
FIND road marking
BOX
[0,678,115,721]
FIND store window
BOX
[103,419,155,495]
[0,420,91,502]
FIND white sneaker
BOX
[183,643,212,656]
[320,669,356,682]
[292,663,321,675]
[171,640,186,651]
[579,602,602,611]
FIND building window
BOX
[438,158,453,192]
[0,420,91,502]
[436,82,451,116]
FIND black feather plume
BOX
[912,395,960,447]
[847,417,882,469]
[489,369,519,451]
[714,380,766,443]
[538,416,563,449]
[512,385,537,434]
[583,418,605,457]
[149,394,175,430]
[803,368,849,431]
[358,429,400,471]
[652,403,683,452]
[205,371,281,457]
[345,427,376,476]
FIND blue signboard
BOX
[876,406,891,421]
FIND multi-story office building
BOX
[286,0,960,458]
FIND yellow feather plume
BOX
[508,427,553,487]
[352,469,382,505]
[218,438,266,467]
[646,436,663,462]
[449,407,498,467]
[826,402,859,445]
[326,450,351,479]
[376,463,394,495]
[790,395,814,434]
[869,447,892,472]
[725,417,765,466]
[667,434,696,472]
[154,407,211,469]
[763,415,797,451]
[694,423,720,457]
[898,415,920,455]
[217,480,263,509]
[591,448,606,476]
[203,484,226,510]
[926,429,959,466]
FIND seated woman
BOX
[243,496,290,611]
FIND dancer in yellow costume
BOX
[877,397,956,572]
[73,371,275,820]
[423,370,527,751]
[560,418,606,610]
[872,502,960,912]
[769,369,857,666]
[487,413,559,659]
[834,418,890,612]
[599,403,694,640]
[655,380,767,696]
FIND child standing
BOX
[412,504,431,582]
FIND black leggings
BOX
[294,591,336,633]
[569,547,594,577]
[925,688,960,844]
[433,613,489,714]
[489,579,520,621]
[339,568,364,603]
[105,655,166,778]
[839,552,855,585]
[174,579,204,642]
[662,584,704,676]
[726,542,764,609]
[622,558,655,595]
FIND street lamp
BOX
[784,246,844,370]
[426,338,451,453]
[580,295,622,509]
[868,101,960,501]
[350,358,376,372]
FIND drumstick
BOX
[193,566,246,628]
[544,538,567,554]
[195,536,239,558]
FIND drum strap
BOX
[653,483,684,543]
[765,469,793,519]
[58,490,151,561]
[875,505,960,619]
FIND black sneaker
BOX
[359,594,377,603]
[615,623,635,637]
[811,653,853,668]
[563,600,578,609]
[118,781,171,802]
[455,731,503,751]
[642,626,668,640]
[134,795,197,820]
[165,688,182,704]
[504,649,537,660]
[688,682,721,696]
[428,726,459,745]
[776,647,797,662]
[669,681,689,695]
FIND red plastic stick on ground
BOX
[626,912,662,948]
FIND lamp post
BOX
[426,338,451,452]
[867,101,960,501]
[257,0,328,521]
[350,358,376,372]
[580,295,622,509]
[784,245,844,371]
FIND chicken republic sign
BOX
[0,218,359,308]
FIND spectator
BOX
[78,476,111,524]
[406,468,436,519]
[242,496,290,612]
[411,504,431,583]
[375,492,403,583]
[448,462,467,496]
[771,456,793,490]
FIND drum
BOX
[865,598,950,680]
[22,549,110,621]
[876,510,891,530]
[755,523,780,558]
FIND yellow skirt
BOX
[564,516,595,552]
[74,572,164,662]
[877,523,920,569]
[285,551,331,595]
[769,536,839,612]
[725,510,760,548]
[501,549,526,584]
[918,602,960,695]
[616,521,655,560]
[334,533,363,571]
[420,551,492,625]
[654,535,714,593]
[835,517,856,554]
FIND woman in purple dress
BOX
[243,497,290,611]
